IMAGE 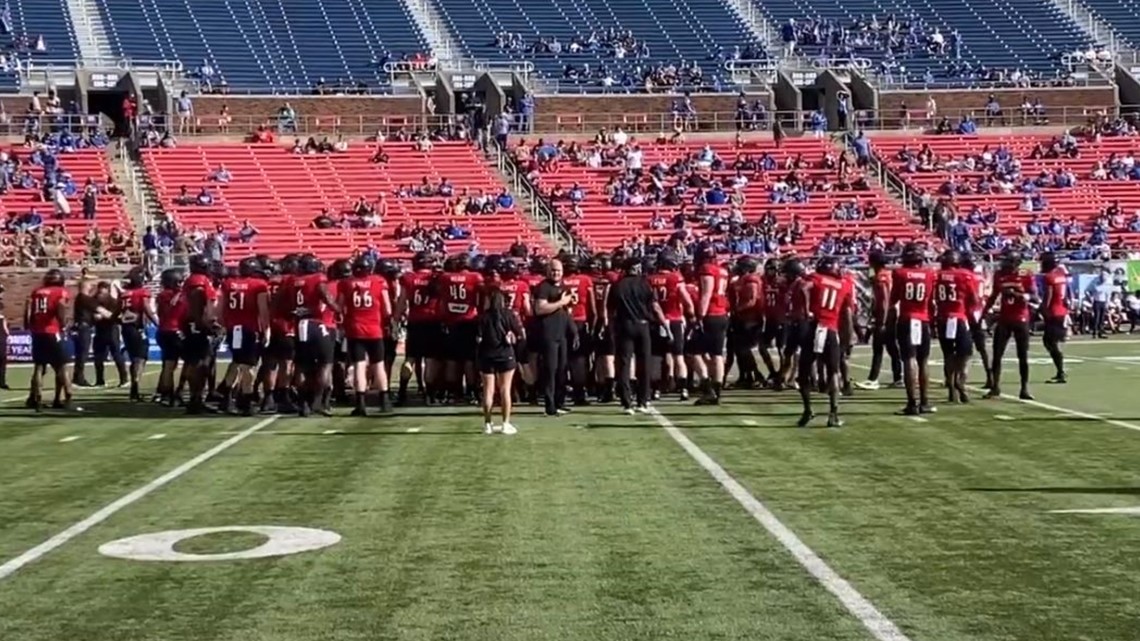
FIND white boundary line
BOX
[0,370,160,405]
[0,414,281,581]
[648,407,912,641]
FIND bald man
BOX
[531,259,576,416]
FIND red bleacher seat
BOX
[873,134,1140,246]
[529,138,922,253]
[0,148,129,257]
[141,142,547,260]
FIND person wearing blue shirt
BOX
[810,110,827,137]
[957,116,977,135]
[706,185,727,206]
[495,190,514,209]
[518,93,535,134]
[852,131,871,167]
[1086,269,1115,338]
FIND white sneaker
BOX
[855,380,880,391]
[635,404,651,414]
[501,422,517,436]
[624,407,636,416]
[483,422,494,435]
[492,423,504,434]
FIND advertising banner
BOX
[4,326,232,364]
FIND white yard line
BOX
[0,414,281,581]
[147,433,167,441]
[406,427,421,433]
[740,419,759,426]
[58,435,81,443]
[648,407,912,641]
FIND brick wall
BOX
[193,96,425,135]
[533,93,763,134]
[878,87,1118,128]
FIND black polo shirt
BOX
[608,275,655,325]
[532,278,570,342]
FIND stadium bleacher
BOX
[524,138,921,254]
[97,0,428,92]
[1,0,80,90]
[141,142,546,259]
[432,0,768,90]
[1079,0,1140,50]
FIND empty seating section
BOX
[98,0,427,92]
[1079,0,1140,49]
[533,138,918,252]
[433,0,765,88]
[758,0,1087,86]
[141,143,545,259]
[874,134,1140,245]
[2,0,79,90]
[1,149,129,254]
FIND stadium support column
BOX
[773,71,802,131]
[474,73,505,120]
[433,73,456,116]
[1114,62,1140,117]
[847,70,878,130]
[815,70,846,132]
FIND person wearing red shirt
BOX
[293,254,341,416]
[437,256,484,401]
[119,267,158,402]
[960,253,994,390]
[797,257,854,428]
[587,253,619,403]
[218,258,270,414]
[24,269,72,411]
[376,259,403,383]
[485,256,533,377]
[777,258,810,389]
[395,252,442,405]
[181,255,220,413]
[933,250,978,403]
[1038,251,1069,383]
[858,250,903,391]
[984,250,1037,400]
[155,268,186,405]
[727,256,763,389]
[560,256,595,405]
[890,243,936,415]
[694,246,731,404]
[339,255,394,416]
[758,259,784,387]
[648,253,694,400]
[262,255,299,414]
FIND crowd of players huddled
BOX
[19,239,1073,430]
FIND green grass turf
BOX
[0,338,1138,640]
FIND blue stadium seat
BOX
[1,0,80,91]
[98,0,428,93]
[756,0,1090,87]
[1078,0,1140,50]
[432,0,768,90]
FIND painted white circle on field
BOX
[98,526,341,562]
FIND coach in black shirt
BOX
[532,259,576,416]
[72,278,99,386]
[608,257,667,413]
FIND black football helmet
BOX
[330,258,352,280]
[238,256,262,277]
[939,249,961,270]
[298,253,322,275]
[188,254,210,275]
[500,257,520,279]
[125,266,146,288]
[1000,248,1022,272]
[412,251,432,271]
[900,243,925,267]
[868,250,888,269]
[44,268,65,287]
[815,256,839,277]
[160,268,185,290]
[1039,251,1058,272]
[353,255,376,276]
[734,256,758,275]
[783,257,805,278]
[377,259,400,280]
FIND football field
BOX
[2,338,1140,641]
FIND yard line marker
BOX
[58,435,81,443]
[648,407,911,641]
[908,416,928,423]
[741,419,759,426]
[994,415,1014,421]
[147,433,167,441]
[406,427,420,433]
[322,429,340,435]
[0,414,281,582]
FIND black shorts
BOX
[267,333,295,363]
[797,322,841,378]
[296,320,336,367]
[228,326,264,366]
[652,320,685,356]
[405,321,440,360]
[732,320,761,353]
[347,337,385,364]
[1043,316,1067,343]
[701,315,729,356]
[781,320,809,360]
[157,329,183,362]
[895,318,932,362]
[383,337,398,367]
[523,319,543,360]
[31,332,65,367]
[937,318,973,359]
[446,321,478,361]
[592,323,614,356]
[478,355,517,375]
[121,324,149,360]
[181,328,213,365]
[760,317,784,348]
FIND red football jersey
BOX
[222,276,269,330]
[786,277,810,321]
[871,268,892,322]
[730,273,763,322]
[121,286,151,323]
[698,263,730,317]
[892,267,935,322]
[963,269,984,318]
[181,273,217,322]
[157,289,184,332]
[492,277,529,317]
[648,270,686,322]
[400,269,438,323]
[810,273,853,331]
[268,274,295,337]
[27,286,69,334]
[993,269,1036,324]
[438,270,483,323]
[934,268,974,321]
[764,275,784,321]
[340,275,389,339]
[296,273,336,326]
[561,274,593,323]
[1041,267,1068,319]
[590,275,610,315]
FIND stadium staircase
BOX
[63,0,114,62]
[873,134,1140,246]
[139,142,548,260]
[1058,0,1140,53]
[528,137,921,254]
[2,0,80,90]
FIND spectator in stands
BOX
[82,179,97,220]
[174,185,194,206]
[496,190,514,210]
[237,220,260,242]
[84,228,104,263]
[52,184,70,219]
[277,103,297,133]
[311,209,338,229]
[195,187,214,206]
[176,91,194,135]
[143,225,158,270]
[369,147,389,164]
[208,165,232,183]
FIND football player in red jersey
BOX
[858,250,902,390]
[483,255,532,380]
[890,243,936,415]
[694,245,731,404]
[376,258,404,385]
[293,253,342,416]
[777,258,810,389]
[437,255,484,402]
[262,254,300,413]
[181,255,221,414]
[837,265,859,396]
[326,259,354,406]
[648,252,693,400]
[339,255,394,416]
[24,269,72,411]
[119,267,158,402]
[395,252,442,405]
[757,259,784,387]
[1038,251,1069,384]
[727,256,763,389]
[680,259,702,389]
[960,253,994,389]
[589,253,619,403]
[155,268,186,405]
[560,255,595,405]
[218,257,270,415]
[983,249,1037,400]
[797,256,855,428]
[933,250,978,403]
